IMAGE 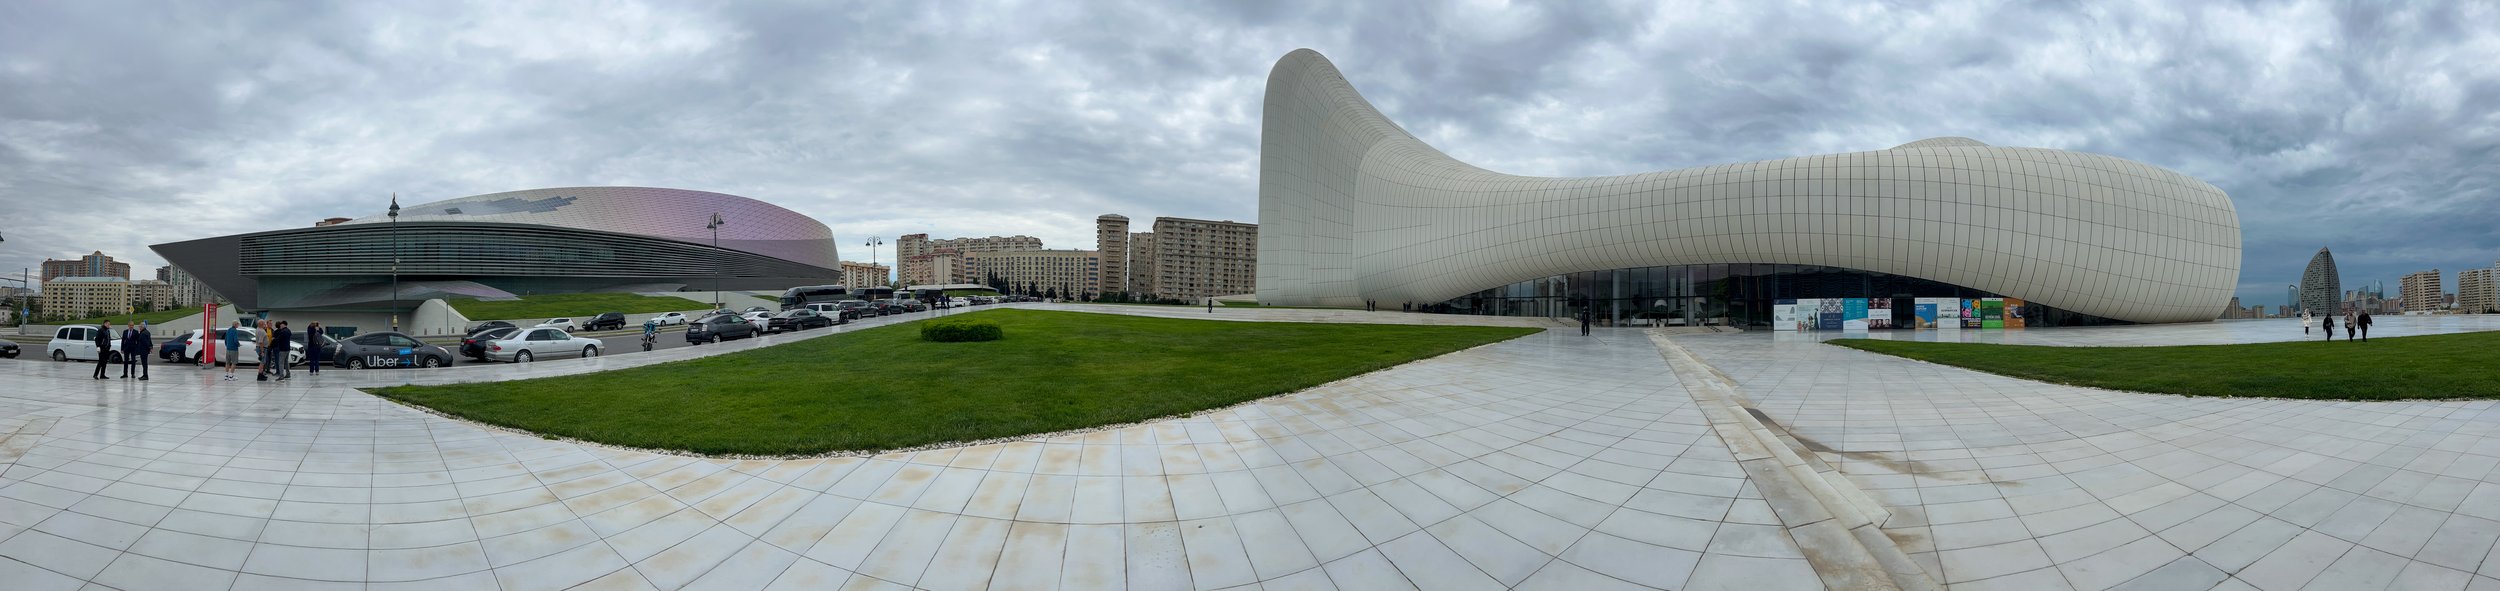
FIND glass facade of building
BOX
[1440,263,2125,327]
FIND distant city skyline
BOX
[2,2,2494,309]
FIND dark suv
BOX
[584,312,628,331]
[686,313,757,344]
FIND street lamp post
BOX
[864,236,884,292]
[389,194,401,331]
[708,213,726,309]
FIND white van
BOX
[46,325,125,362]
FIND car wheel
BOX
[107,351,121,364]
[348,357,367,370]
[420,356,443,368]
[582,345,598,358]
[515,350,534,363]
[52,350,67,362]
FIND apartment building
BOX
[129,280,176,311]
[838,261,892,290]
[1150,217,1257,302]
[1096,215,1129,294]
[897,233,1045,287]
[2400,269,2444,312]
[41,251,132,281]
[2457,263,2497,314]
[967,249,1100,297]
[1127,232,1158,297]
[42,276,131,318]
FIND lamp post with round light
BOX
[708,213,726,309]
[864,236,884,291]
[389,194,401,331]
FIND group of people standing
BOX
[2299,308,2374,342]
[197,318,325,381]
[89,320,154,380]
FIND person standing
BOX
[222,321,243,380]
[126,321,152,381]
[1579,309,1593,336]
[2343,311,2356,342]
[272,321,294,381]
[2300,309,2311,334]
[303,322,323,374]
[93,320,114,379]
[2358,310,2373,342]
[2322,313,2335,341]
[255,320,273,381]
[118,322,137,378]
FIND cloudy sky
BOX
[3,0,2494,307]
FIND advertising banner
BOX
[1771,299,1799,331]
[1915,304,1938,328]
[1962,299,1983,328]
[2005,297,2027,328]
[1842,298,1869,331]
[1868,298,1893,329]
[1918,297,1958,329]
[1981,298,2006,328]
[1815,299,1842,330]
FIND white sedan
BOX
[536,318,580,331]
[483,327,605,363]
[651,312,691,326]
[740,311,772,332]
[180,328,306,366]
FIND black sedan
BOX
[159,332,194,361]
[685,314,757,344]
[765,309,835,333]
[1,341,17,359]
[461,327,521,360]
[584,312,628,331]
[466,320,517,334]
[328,331,456,369]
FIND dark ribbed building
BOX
[2298,247,2341,315]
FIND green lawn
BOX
[48,308,198,326]
[448,293,705,321]
[1830,331,2500,400]
[373,309,1537,454]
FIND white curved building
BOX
[1256,49,2241,324]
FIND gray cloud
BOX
[1,0,2493,308]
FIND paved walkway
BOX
[1680,315,2500,590]
[1,307,2495,590]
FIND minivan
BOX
[47,325,124,363]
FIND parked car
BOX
[766,308,835,333]
[328,331,456,369]
[159,331,194,361]
[460,326,522,361]
[536,318,580,331]
[891,300,928,313]
[179,328,308,366]
[743,306,771,314]
[47,325,125,362]
[1,341,18,359]
[741,311,773,332]
[466,320,517,334]
[650,312,691,326]
[834,300,873,319]
[483,327,604,363]
[685,313,757,344]
[802,302,849,320]
[950,297,972,308]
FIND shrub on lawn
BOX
[921,320,1003,342]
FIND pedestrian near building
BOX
[123,321,151,380]
[272,321,293,381]
[2300,309,2311,334]
[93,320,114,379]
[2343,311,2356,341]
[2357,311,2373,342]
[304,322,324,374]
[1579,309,1592,336]
[222,321,242,380]
[256,320,272,381]
[2322,313,2335,341]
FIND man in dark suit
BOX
[125,321,152,381]
[93,321,114,379]
[271,321,294,381]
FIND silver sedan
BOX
[482,327,606,363]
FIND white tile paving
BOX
[0,305,1808,589]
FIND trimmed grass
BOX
[49,308,197,326]
[1829,330,2500,400]
[448,293,705,321]
[373,309,1537,454]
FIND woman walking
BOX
[2322,313,2335,341]
[2300,309,2312,335]
[2343,311,2357,341]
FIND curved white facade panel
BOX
[344,186,839,269]
[1256,49,2241,323]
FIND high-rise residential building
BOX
[898,233,1045,287]
[157,265,216,307]
[967,249,1100,297]
[2297,247,2340,315]
[1150,217,1258,302]
[1096,215,1130,295]
[838,261,892,290]
[42,276,131,319]
[129,280,176,311]
[2222,297,2242,319]
[1128,232,1158,297]
[40,251,133,281]
[2400,269,2443,312]
[2457,263,2498,314]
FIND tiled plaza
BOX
[0,307,2496,590]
